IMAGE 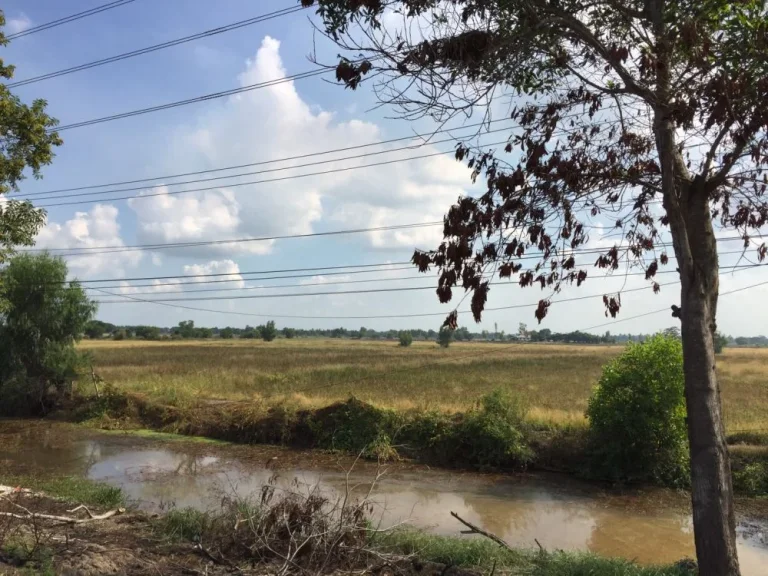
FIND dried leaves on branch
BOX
[305,0,768,324]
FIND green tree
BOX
[0,12,62,301]
[0,254,95,414]
[176,320,195,339]
[308,0,766,570]
[219,327,234,339]
[135,326,160,340]
[398,331,413,347]
[586,335,688,487]
[283,327,296,339]
[714,332,728,354]
[242,326,260,339]
[260,321,277,342]
[437,326,453,348]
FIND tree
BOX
[308,0,764,571]
[437,326,453,348]
[518,323,528,340]
[260,321,277,342]
[283,327,296,339]
[176,320,196,339]
[242,326,260,339]
[663,326,682,340]
[398,331,413,347]
[135,325,161,340]
[714,331,729,354]
[219,327,235,339]
[0,254,95,414]
[0,12,62,297]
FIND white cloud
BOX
[183,259,245,289]
[127,36,475,258]
[35,204,141,278]
[6,14,31,34]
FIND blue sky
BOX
[3,0,767,335]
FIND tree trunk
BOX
[675,186,741,576]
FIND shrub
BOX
[242,328,260,339]
[219,327,234,339]
[398,331,413,347]
[283,328,296,339]
[586,334,689,486]
[437,326,453,348]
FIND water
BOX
[1,420,766,573]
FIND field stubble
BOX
[80,339,768,433]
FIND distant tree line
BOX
[83,319,765,348]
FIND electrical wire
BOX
[7,0,136,40]
[22,126,514,203]
[21,106,618,197]
[7,5,306,87]
[50,67,328,133]
[21,221,442,257]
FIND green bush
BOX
[398,331,413,347]
[732,462,768,496]
[283,328,296,339]
[219,327,234,339]
[586,334,689,487]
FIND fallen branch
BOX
[0,507,124,525]
[450,511,514,552]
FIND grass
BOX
[80,339,768,433]
[379,530,696,575]
[0,474,125,508]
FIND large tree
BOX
[0,10,62,281]
[305,0,768,573]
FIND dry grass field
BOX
[79,339,768,432]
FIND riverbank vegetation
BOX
[69,338,768,497]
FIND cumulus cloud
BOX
[35,204,141,278]
[183,259,245,288]
[6,14,32,34]
[127,36,475,258]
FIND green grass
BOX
[155,507,208,541]
[79,339,768,433]
[91,426,228,445]
[374,530,694,575]
[0,474,125,508]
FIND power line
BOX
[87,271,434,295]
[7,0,136,40]
[22,221,442,257]
[34,148,462,208]
[41,260,417,285]
[21,127,513,203]
[90,266,419,290]
[87,263,768,304]
[7,6,306,87]
[21,107,612,197]
[50,66,328,132]
[19,119,511,196]
[80,249,764,291]
[91,273,670,319]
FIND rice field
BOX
[79,339,768,432]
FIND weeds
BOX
[0,475,124,508]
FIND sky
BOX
[3,0,768,336]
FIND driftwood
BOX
[450,511,514,552]
[0,494,124,524]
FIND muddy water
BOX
[1,421,766,574]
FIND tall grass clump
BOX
[586,334,689,487]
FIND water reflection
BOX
[0,421,765,574]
